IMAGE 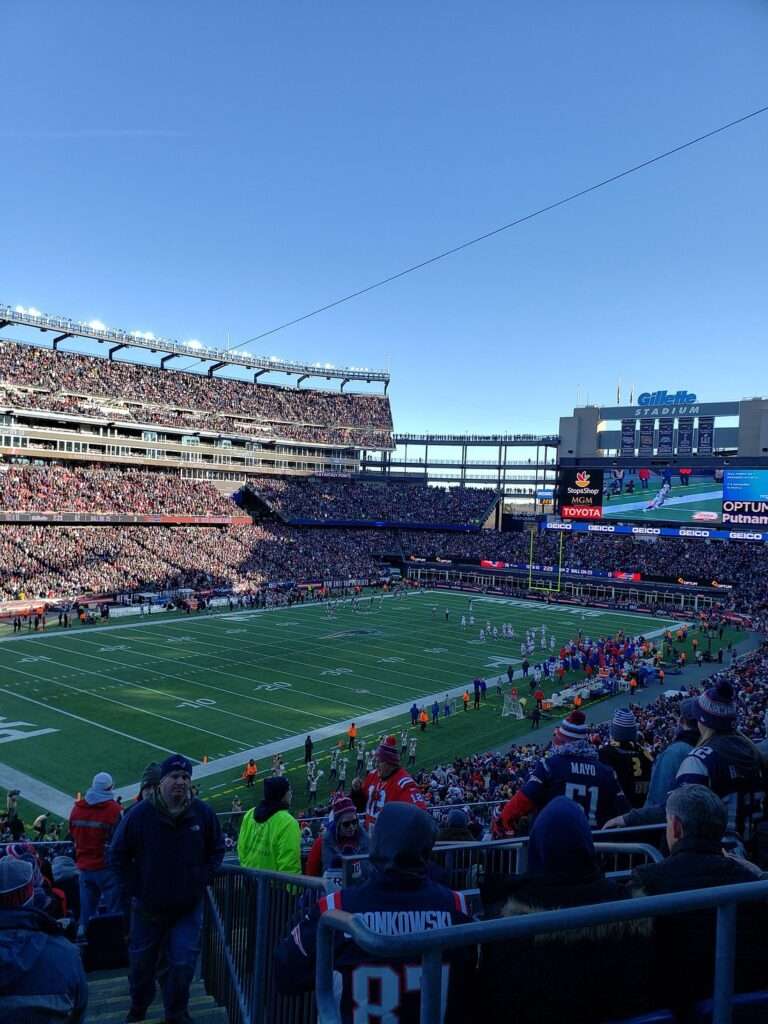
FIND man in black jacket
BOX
[630,785,766,1013]
[110,754,224,1024]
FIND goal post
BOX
[527,526,564,594]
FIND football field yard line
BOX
[114,618,688,800]
[0,686,192,762]
[71,634,376,716]
[8,634,344,728]
[0,592,687,811]
[119,622,470,699]
[1,659,257,748]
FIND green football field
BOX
[602,479,722,523]
[0,592,731,819]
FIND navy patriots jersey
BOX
[275,877,473,1023]
[522,751,630,827]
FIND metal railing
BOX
[316,879,768,1024]
[341,837,662,888]
[202,864,325,1024]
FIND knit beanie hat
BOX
[553,710,588,745]
[0,857,34,909]
[679,697,700,725]
[51,855,78,883]
[610,708,638,743]
[159,754,193,780]
[377,736,400,766]
[696,681,737,732]
[331,795,357,820]
[141,762,162,789]
[446,809,469,829]
[264,776,290,803]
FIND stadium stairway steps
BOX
[86,973,229,1023]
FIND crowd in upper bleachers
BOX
[0,464,235,516]
[251,475,498,525]
[0,340,394,448]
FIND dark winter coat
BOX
[110,797,224,916]
[478,798,654,1024]
[0,908,88,1022]
[630,836,768,1012]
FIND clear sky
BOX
[2,1,767,435]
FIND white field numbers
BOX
[349,962,450,1023]
[564,782,599,825]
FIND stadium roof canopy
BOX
[0,303,391,392]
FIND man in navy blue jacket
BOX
[275,803,473,1023]
[110,754,224,1024]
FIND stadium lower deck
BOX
[0,591,743,818]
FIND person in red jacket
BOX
[69,770,123,937]
[362,736,427,829]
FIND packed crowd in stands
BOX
[0,523,396,600]
[3,511,768,618]
[0,340,394,448]
[251,475,498,525]
[0,464,235,515]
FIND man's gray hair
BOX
[666,784,727,841]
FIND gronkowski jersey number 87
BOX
[350,963,450,1023]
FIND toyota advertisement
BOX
[556,469,604,520]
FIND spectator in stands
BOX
[607,681,765,845]
[236,777,301,874]
[630,785,766,1014]
[598,709,654,809]
[51,855,81,922]
[435,809,475,845]
[643,697,700,808]
[304,795,370,880]
[361,736,427,829]
[501,710,630,832]
[0,856,88,1023]
[274,803,473,1024]
[110,754,224,1024]
[68,771,122,938]
[479,798,653,1023]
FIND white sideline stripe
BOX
[0,762,76,819]
[112,620,685,801]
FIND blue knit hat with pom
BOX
[696,680,737,733]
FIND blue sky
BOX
[2,1,767,435]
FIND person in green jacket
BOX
[237,777,301,874]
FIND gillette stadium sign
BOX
[635,390,698,416]
[557,468,605,520]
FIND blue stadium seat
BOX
[693,990,768,1023]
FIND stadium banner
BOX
[657,417,674,456]
[620,419,636,456]
[722,469,768,528]
[697,415,715,454]
[0,512,252,525]
[546,519,768,543]
[556,468,604,520]
[638,420,654,456]
[677,415,694,455]
[478,558,731,588]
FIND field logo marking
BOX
[177,698,217,710]
[377,656,404,664]
[253,682,292,692]
[0,716,58,744]
[320,668,353,676]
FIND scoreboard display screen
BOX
[558,466,725,525]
